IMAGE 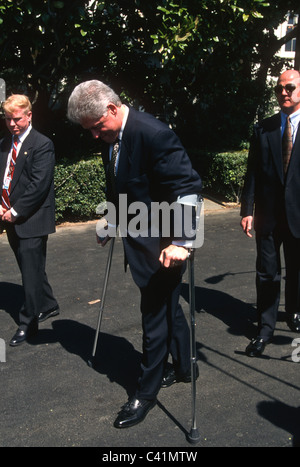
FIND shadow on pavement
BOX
[0,282,24,325]
[31,319,142,398]
[181,283,257,339]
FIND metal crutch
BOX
[186,247,201,444]
[182,196,203,445]
[87,236,115,368]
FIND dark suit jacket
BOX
[0,128,56,238]
[240,112,300,238]
[102,107,202,288]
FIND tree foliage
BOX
[0,0,299,158]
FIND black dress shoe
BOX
[38,305,60,323]
[245,337,272,357]
[10,323,38,347]
[161,364,199,388]
[286,313,300,333]
[114,397,156,429]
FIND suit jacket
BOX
[0,128,56,238]
[102,107,202,288]
[240,112,300,238]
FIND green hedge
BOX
[54,150,248,222]
[54,156,106,222]
[203,150,248,202]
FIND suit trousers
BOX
[255,220,300,339]
[6,225,58,329]
[136,265,190,400]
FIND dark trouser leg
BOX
[256,231,281,339]
[137,266,190,400]
[6,227,57,329]
[282,230,300,317]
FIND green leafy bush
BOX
[53,150,248,223]
[54,156,106,222]
[204,150,248,202]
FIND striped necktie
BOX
[2,135,19,210]
[282,116,292,176]
[107,139,119,203]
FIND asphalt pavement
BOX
[0,199,299,449]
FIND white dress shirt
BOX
[281,108,300,143]
[2,124,32,217]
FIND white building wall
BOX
[275,13,298,63]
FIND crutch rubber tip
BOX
[87,359,94,368]
[186,428,201,444]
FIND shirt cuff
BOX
[172,240,192,249]
[11,207,18,217]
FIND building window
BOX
[285,14,297,52]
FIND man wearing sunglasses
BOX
[240,69,300,357]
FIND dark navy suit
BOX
[102,108,202,399]
[0,128,58,329]
[241,112,300,338]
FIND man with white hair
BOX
[68,80,202,428]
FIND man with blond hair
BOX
[241,69,300,357]
[0,94,59,346]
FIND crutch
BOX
[186,247,200,444]
[178,195,203,445]
[88,236,115,368]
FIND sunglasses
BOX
[274,83,297,94]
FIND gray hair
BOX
[67,80,122,124]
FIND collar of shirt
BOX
[118,104,129,142]
[280,109,300,143]
[109,105,129,170]
[11,124,32,154]
[17,124,32,146]
[3,125,32,181]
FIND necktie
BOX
[107,139,119,203]
[110,139,119,176]
[2,135,19,210]
[282,116,292,176]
